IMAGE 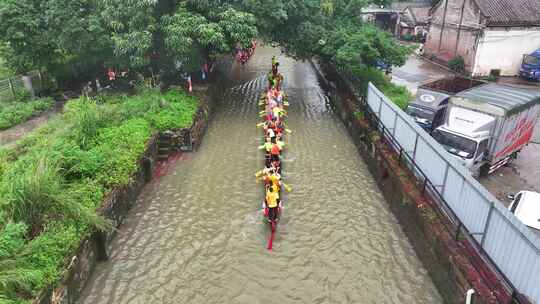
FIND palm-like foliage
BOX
[0,258,41,299]
[3,157,110,234]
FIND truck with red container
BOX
[432,83,540,177]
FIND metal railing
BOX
[0,71,41,102]
[365,82,540,303]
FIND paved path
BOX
[391,55,452,95]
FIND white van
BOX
[508,191,540,232]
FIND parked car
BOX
[406,77,484,132]
[432,83,540,177]
[519,49,540,81]
[508,191,540,232]
[375,60,392,74]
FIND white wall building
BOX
[424,0,540,77]
[473,28,540,76]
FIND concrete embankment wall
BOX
[33,85,217,304]
[310,61,525,304]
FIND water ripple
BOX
[79,47,442,304]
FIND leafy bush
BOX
[1,157,110,234]
[487,74,498,82]
[22,223,80,291]
[348,67,412,109]
[148,95,199,130]
[0,88,199,302]
[0,223,27,259]
[91,118,152,187]
[353,111,364,120]
[63,100,107,148]
[402,33,414,41]
[0,98,54,130]
[380,83,412,110]
[448,56,465,74]
[0,56,12,79]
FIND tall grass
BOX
[0,98,54,130]
[347,66,412,110]
[0,88,199,302]
[64,99,106,149]
[3,157,110,234]
[0,57,11,79]
[0,259,41,300]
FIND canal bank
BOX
[311,60,530,304]
[78,46,441,304]
[32,83,220,304]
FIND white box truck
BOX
[432,83,540,177]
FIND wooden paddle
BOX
[282,183,292,192]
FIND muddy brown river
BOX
[79,47,442,304]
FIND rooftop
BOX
[455,83,540,115]
[408,7,430,24]
[474,0,540,27]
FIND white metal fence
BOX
[366,82,540,303]
[0,71,41,102]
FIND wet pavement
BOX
[391,55,452,95]
[79,47,442,304]
[394,54,540,205]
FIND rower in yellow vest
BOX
[266,186,280,222]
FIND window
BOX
[432,129,477,159]
[510,193,522,213]
[524,55,540,66]
[432,108,447,128]
[406,105,435,120]
[476,140,489,159]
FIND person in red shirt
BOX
[107,68,116,81]
[270,143,281,162]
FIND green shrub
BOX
[448,56,465,74]
[0,98,54,130]
[0,57,12,79]
[22,223,80,291]
[63,99,112,149]
[348,67,411,109]
[91,118,152,187]
[380,82,412,110]
[0,88,199,302]
[353,111,364,120]
[487,74,498,82]
[402,33,414,41]
[1,157,110,233]
[0,223,27,259]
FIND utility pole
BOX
[454,0,467,57]
[438,0,450,52]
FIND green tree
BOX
[237,0,409,72]
[0,0,258,86]
[0,0,112,84]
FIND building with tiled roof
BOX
[424,0,540,77]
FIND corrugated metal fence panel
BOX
[0,73,40,102]
[367,87,380,112]
[366,82,540,303]
[380,101,396,130]
[394,116,417,153]
[11,77,23,88]
[458,182,491,240]
[414,137,447,187]
[483,209,540,300]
